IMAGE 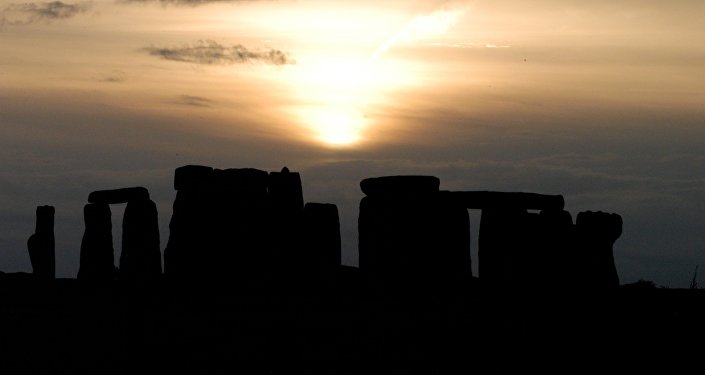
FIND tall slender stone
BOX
[78,203,115,281]
[267,167,304,286]
[120,199,162,281]
[575,211,622,289]
[27,205,55,279]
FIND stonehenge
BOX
[42,167,620,293]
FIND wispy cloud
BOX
[1,1,91,26]
[145,40,294,65]
[175,95,213,107]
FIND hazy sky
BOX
[1,0,704,287]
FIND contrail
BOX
[371,3,467,61]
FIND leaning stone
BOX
[174,165,214,191]
[163,189,213,278]
[27,205,55,279]
[360,176,440,197]
[88,187,149,204]
[575,211,623,289]
[78,203,115,281]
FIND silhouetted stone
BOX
[576,210,623,289]
[164,189,214,278]
[268,167,304,213]
[27,205,55,279]
[174,165,214,191]
[303,203,341,282]
[478,208,530,291]
[534,209,575,289]
[358,191,471,293]
[78,203,115,281]
[88,187,149,204]
[165,165,273,285]
[360,176,440,197]
[120,199,161,281]
[213,168,268,194]
[450,191,565,210]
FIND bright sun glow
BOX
[304,106,365,145]
[286,57,394,146]
[278,5,467,147]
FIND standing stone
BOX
[215,168,269,195]
[358,176,470,293]
[27,205,55,279]
[268,167,305,285]
[173,165,214,191]
[78,203,115,281]
[165,165,273,286]
[164,189,207,278]
[575,211,622,289]
[534,209,575,289]
[165,165,217,279]
[213,168,270,285]
[303,203,341,283]
[120,199,161,281]
[478,208,531,291]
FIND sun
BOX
[286,58,383,147]
[278,5,466,147]
[303,106,366,146]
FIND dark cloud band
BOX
[1,1,91,26]
[145,40,294,66]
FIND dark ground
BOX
[1,269,703,374]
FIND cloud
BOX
[1,1,91,26]
[145,40,294,65]
[175,95,213,107]
[101,70,127,83]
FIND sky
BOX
[1,0,704,287]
